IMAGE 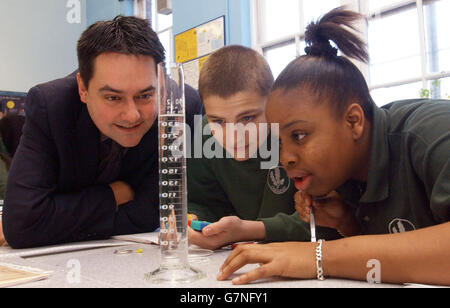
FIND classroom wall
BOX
[1,0,250,93]
[0,0,133,93]
[172,0,251,47]
[86,0,134,26]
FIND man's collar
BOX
[359,105,390,203]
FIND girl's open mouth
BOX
[294,175,312,191]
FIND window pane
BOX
[370,82,423,107]
[424,0,450,73]
[157,13,172,31]
[366,0,404,12]
[262,0,300,42]
[425,77,450,100]
[368,8,421,85]
[302,0,341,25]
[265,43,297,79]
[440,77,450,100]
[150,2,172,31]
[158,30,172,63]
[150,0,156,29]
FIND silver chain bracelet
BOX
[315,239,325,281]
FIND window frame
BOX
[134,0,174,63]
[363,0,450,94]
[251,0,450,100]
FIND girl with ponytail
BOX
[218,7,450,286]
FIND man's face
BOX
[203,91,268,161]
[77,52,158,148]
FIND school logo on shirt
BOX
[388,218,416,234]
[267,166,290,195]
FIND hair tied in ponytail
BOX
[303,7,369,63]
[304,42,338,58]
[304,20,338,58]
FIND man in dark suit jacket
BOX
[0,16,203,248]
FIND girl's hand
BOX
[217,242,317,285]
[295,190,360,237]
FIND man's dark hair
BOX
[77,15,165,88]
[272,7,375,121]
[198,45,274,101]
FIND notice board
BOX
[174,16,225,89]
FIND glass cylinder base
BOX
[145,265,206,284]
[188,248,213,258]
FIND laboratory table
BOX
[0,233,424,289]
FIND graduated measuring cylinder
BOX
[147,63,205,284]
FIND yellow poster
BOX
[175,16,224,64]
[175,17,225,87]
[174,28,198,63]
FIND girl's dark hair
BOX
[272,7,375,120]
[77,15,165,88]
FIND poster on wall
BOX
[174,16,225,89]
[181,56,209,91]
[0,91,27,118]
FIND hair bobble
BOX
[304,42,338,58]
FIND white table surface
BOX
[0,233,416,288]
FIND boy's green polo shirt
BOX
[337,99,450,235]
[187,116,339,242]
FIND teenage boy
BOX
[188,45,338,250]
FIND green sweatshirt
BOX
[187,116,339,242]
[337,99,450,234]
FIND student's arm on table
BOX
[188,216,267,250]
[189,196,269,250]
[217,222,450,286]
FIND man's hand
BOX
[109,181,135,208]
[295,190,360,237]
[0,220,8,247]
[188,216,266,250]
[217,242,317,285]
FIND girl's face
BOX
[266,87,366,197]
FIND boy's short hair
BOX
[77,15,165,88]
[198,45,274,101]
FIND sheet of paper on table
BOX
[0,262,51,288]
[0,239,132,259]
[112,232,159,245]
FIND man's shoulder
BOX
[26,71,82,122]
